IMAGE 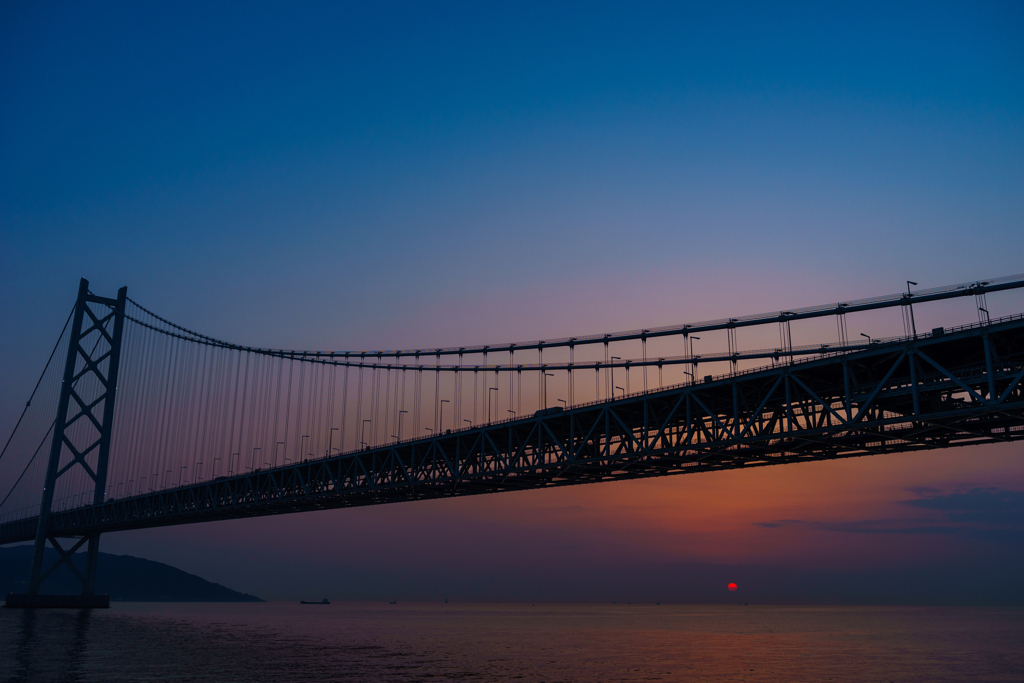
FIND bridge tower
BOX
[18,278,126,608]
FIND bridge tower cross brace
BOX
[28,278,127,596]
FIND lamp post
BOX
[488,386,498,422]
[328,428,339,457]
[687,338,699,382]
[860,332,872,344]
[906,281,918,338]
[610,357,620,399]
[360,420,371,449]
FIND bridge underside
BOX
[2,317,1023,545]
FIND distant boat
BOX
[300,598,330,605]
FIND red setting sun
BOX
[728,583,738,592]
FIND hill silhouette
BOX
[0,546,262,601]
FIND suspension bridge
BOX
[2,276,1023,607]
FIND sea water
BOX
[1,602,1021,682]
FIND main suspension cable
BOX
[0,304,73,464]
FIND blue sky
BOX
[3,1,1022,353]
[1,1,1023,601]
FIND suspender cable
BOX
[339,360,349,453]
[433,352,440,433]
[282,356,294,466]
[355,361,364,448]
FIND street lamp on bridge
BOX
[360,420,371,450]
[685,339,699,380]
[906,281,918,338]
[610,357,621,400]
[440,400,450,433]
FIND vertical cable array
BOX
[2,275,1021,523]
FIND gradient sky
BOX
[2,1,1023,603]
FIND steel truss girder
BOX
[1,315,1023,545]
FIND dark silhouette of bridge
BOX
[2,276,1023,605]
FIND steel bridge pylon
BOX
[23,278,126,606]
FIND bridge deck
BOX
[2,316,1022,545]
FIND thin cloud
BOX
[754,487,1024,540]
[754,519,804,528]
[753,518,957,534]
[904,486,941,495]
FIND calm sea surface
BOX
[0,602,1021,682]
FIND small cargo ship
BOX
[300,598,330,605]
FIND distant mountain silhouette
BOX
[0,546,262,602]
